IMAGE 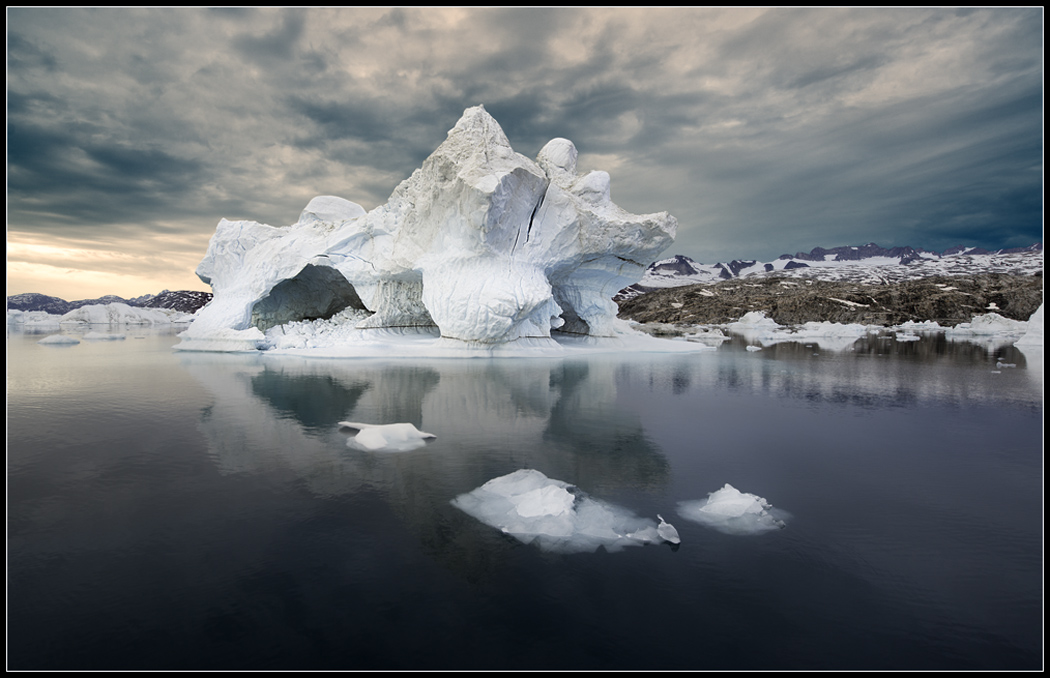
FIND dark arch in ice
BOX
[250,264,366,331]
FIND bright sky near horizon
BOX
[7,7,1044,300]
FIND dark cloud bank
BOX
[7,7,1043,278]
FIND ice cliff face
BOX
[177,106,676,351]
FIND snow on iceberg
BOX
[338,421,436,452]
[677,484,787,535]
[452,469,674,553]
[177,106,677,353]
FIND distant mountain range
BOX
[8,241,1042,315]
[616,242,1043,300]
[7,290,213,315]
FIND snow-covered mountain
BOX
[7,290,213,315]
[616,242,1043,300]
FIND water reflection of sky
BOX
[7,330,1043,669]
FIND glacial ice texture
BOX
[177,106,676,352]
[452,469,668,553]
[677,484,788,535]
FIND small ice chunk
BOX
[37,334,80,345]
[745,345,762,352]
[657,514,681,544]
[677,483,787,535]
[452,469,666,553]
[338,421,435,452]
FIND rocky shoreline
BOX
[616,272,1043,328]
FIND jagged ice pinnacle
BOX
[176,105,677,352]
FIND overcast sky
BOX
[7,7,1044,299]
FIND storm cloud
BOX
[6,7,1043,298]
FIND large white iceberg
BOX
[452,469,673,553]
[176,106,677,353]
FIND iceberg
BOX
[8,310,61,331]
[338,421,436,452]
[59,302,193,326]
[677,484,787,535]
[37,334,80,345]
[1014,304,1043,348]
[452,469,675,553]
[176,106,677,353]
[945,312,1028,337]
[725,311,871,351]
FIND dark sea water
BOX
[7,327,1043,670]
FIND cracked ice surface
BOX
[452,469,665,553]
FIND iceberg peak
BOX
[177,106,677,352]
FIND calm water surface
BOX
[7,327,1043,670]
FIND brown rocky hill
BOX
[616,272,1043,327]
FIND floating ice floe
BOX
[37,334,80,345]
[677,484,787,535]
[682,327,729,345]
[894,320,944,333]
[945,312,1028,337]
[894,332,921,342]
[452,469,675,553]
[338,421,436,452]
[657,514,681,544]
[726,311,871,352]
[82,331,126,341]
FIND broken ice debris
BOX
[677,483,787,535]
[452,469,677,553]
[338,421,435,452]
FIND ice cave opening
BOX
[250,264,367,331]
